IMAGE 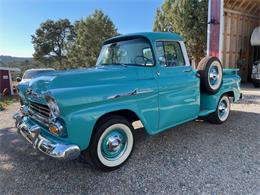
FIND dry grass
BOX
[0,96,19,111]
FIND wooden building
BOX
[207,0,260,82]
[0,67,20,96]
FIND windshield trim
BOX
[99,35,156,67]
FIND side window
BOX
[156,41,185,67]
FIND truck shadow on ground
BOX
[0,109,259,194]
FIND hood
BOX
[27,65,138,97]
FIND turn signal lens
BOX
[48,121,64,136]
[49,124,59,135]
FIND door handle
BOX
[156,71,160,76]
[183,68,192,73]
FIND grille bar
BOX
[30,104,50,117]
[29,101,50,122]
[30,103,49,112]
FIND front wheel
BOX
[88,115,134,171]
[207,95,231,124]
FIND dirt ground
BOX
[0,84,259,194]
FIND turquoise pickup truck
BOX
[13,32,241,171]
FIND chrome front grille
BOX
[28,101,50,123]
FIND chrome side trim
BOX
[107,88,153,100]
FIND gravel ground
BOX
[0,84,259,195]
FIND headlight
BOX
[45,95,60,117]
[252,66,257,74]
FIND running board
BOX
[198,109,216,117]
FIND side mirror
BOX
[16,77,21,82]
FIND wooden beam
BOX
[250,5,259,15]
[230,0,241,9]
[235,15,240,65]
[245,1,255,11]
[252,5,260,16]
[236,0,250,10]
[224,8,260,19]
[229,14,235,67]
[224,0,232,8]
[222,13,228,67]
[225,0,230,6]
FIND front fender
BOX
[63,93,158,150]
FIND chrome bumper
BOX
[13,112,80,160]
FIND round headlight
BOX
[45,95,60,117]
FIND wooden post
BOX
[207,0,221,57]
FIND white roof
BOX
[0,67,21,71]
[251,26,260,46]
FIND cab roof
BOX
[103,32,183,44]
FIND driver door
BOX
[155,41,199,131]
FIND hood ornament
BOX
[26,88,41,98]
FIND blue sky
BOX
[0,0,163,57]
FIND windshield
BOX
[22,70,54,79]
[96,38,154,66]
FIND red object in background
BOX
[208,0,221,57]
[0,70,11,96]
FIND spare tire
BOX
[197,56,223,95]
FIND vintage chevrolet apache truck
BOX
[13,32,241,171]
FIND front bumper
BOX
[13,112,80,160]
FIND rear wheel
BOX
[197,57,223,94]
[207,95,230,124]
[88,115,134,171]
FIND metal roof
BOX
[104,32,183,44]
[0,67,21,71]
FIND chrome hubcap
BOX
[106,135,122,152]
[209,66,219,86]
[101,130,127,161]
[208,62,222,90]
[218,97,230,121]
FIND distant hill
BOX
[0,55,49,79]
[0,55,33,64]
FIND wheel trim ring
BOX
[97,124,133,167]
[218,96,230,121]
[208,61,222,90]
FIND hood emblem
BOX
[26,88,40,98]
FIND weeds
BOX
[0,96,18,111]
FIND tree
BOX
[32,19,75,69]
[68,10,118,67]
[153,0,208,64]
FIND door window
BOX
[156,41,185,67]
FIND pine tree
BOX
[154,0,208,65]
[68,10,118,67]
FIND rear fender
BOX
[200,74,240,111]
